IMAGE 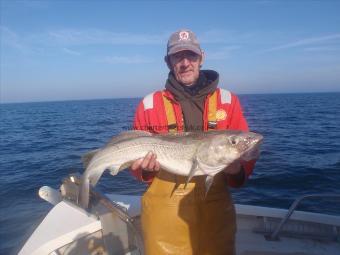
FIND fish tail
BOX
[79,177,90,209]
[82,149,100,169]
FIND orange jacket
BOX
[131,88,256,187]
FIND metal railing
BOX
[266,194,340,241]
[91,189,145,255]
[61,174,144,254]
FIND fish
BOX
[79,130,263,208]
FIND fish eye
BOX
[229,137,237,145]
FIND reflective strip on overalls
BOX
[207,90,217,130]
[162,91,178,133]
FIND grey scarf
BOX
[165,70,219,131]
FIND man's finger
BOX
[154,161,161,171]
[141,152,153,169]
[147,154,156,171]
[131,158,143,171]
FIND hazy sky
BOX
[1,0,340,103]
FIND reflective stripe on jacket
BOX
[132,88,255,187]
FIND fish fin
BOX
[198,161,227,176]
[82,149,100,168]
[170,182,180,197]
[156,132,206,144]
[82,131,151,168]
[184,158,199,189]
[105,130,152,146]
[156,132,192,137]
[204,175,214,197]
[118,161,134,171]
[80,164,116,208]
[81,162,123,208]
[108,165,120,176]
[79,177,90,208]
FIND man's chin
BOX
[179,76,195,86]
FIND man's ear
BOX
[164,55,172,70]
[200,50,205,67]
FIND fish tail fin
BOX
[204,175,214,197]
[79,177,90,209]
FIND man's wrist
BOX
[227,166,245,183]
[142,169,157,177]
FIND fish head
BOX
[228,131,263,161]
[197,131,263,168]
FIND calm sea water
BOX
[1,93,340,254]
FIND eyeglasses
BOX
[169,51,200,63]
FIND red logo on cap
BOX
[179,31,190,41]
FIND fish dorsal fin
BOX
[105,130,152,146]
[156,132,208,145]
[156,132,193,137]
[81,130,152,168]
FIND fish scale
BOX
[88,139,197,177]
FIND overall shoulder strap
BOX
[162,91,178,133]
[207,90,218,130]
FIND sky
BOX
[1,0,340,103]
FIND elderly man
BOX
[130,29,255,255]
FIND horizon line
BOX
[1,91,340,105]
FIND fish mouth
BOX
[241,134,263,160]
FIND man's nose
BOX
[179,57,190,66]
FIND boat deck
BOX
[19,193,340,255]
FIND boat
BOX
[19,173,340,255]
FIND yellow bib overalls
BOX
[141,91,236,255]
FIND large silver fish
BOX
[79,130,263,208]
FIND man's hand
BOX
[224,160,245,184]
[131,152,160,173]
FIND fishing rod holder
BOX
[266,194,340,241]
[60,173,145,254]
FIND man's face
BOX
[167,50,204,86]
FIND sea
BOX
[1,92,340,255]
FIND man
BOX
[130,29,256,255]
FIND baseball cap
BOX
[167,29,202,56]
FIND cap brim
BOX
[168,45,201,56]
